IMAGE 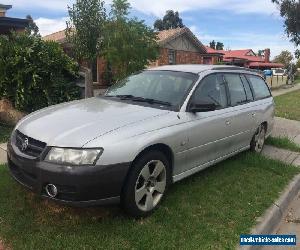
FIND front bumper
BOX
[7,142,131,207]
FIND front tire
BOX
[250,124,266,153]
[121,150,171,218]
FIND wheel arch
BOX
[261,121,268,133]
[122,143,175,191]
[133,143,174,174]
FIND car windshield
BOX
[105,70,198,110]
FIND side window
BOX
[240,74,254,101]
[246,75,271,100]
[224,74,247,106]
[192,74,227,109]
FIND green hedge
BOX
[0,33,81,112]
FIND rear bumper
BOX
[7,142,131,207]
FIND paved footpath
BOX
[271,84,300,97]
[262,145,300,166]
[272,117,300,145]
[261,117,300,249]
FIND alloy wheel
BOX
[254,125,266,153]
[134,160,167,212]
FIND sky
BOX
[2,0,297,59]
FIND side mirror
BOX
[189,102,217,113]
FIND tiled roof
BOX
[249,62,284,68]
[222,50,265,62]
[45,27,189,44]
[0,4,12,10]
[43,27,207,53]
[157,28,184,43]
[157,27,207,53]
[206,46,266,63]
[205,46,224,55]
[43,29,66,43]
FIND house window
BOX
[168,50,176,65]
[203,57,212,65]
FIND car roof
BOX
[147,64,261,75]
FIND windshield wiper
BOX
[109,95,171,106]
[130,97,172,106]
[105,94,134,99]
[115,95,135,99]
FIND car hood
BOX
[16,97,170,147]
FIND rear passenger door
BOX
[245,74,274,136]
[223,73,257,152]
[183,73,234,172]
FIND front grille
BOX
[15,130,46,157]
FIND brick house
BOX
[44,27,222,86]
[151,27,206,66]
[0,4,29,35]
[205,47,284,70]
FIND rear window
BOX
[246,75,271,100]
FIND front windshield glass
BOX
[105,70,198,109]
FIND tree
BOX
[271,0,300,47]
[216,42,224,50]
[296,58,300,69]
[154,10,184,31]
[209,40,224,50]
[0,32,80,112]
[257,50,265,56]
[273,50,294,68]
[209,40,216,49]
[153,19,164,31]
[66,0,106,98]
[295,49,300,59]
[103,0,158,81]
[25,15,39,36]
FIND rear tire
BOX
[250,124,266,153]
[121,150,171,218]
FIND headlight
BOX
[45,147,103,166]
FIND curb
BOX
[239,174,300,250]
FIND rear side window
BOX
[240,75,254,101]
[246,75,271,100]
[224,74,247,106]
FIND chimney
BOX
[264,48,270,63]
[0,4,12,17]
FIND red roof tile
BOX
[206,46,266,63]
[249,62,284,68]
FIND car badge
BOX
[21,138,29,151]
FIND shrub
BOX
[0,32,81,112]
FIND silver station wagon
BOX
[7,65,274,217]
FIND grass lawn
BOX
[0,152,298,250]
[0,124,13,143]
[274,89,300,121]
[266,136,300,152]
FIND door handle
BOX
[225,120,231,126]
